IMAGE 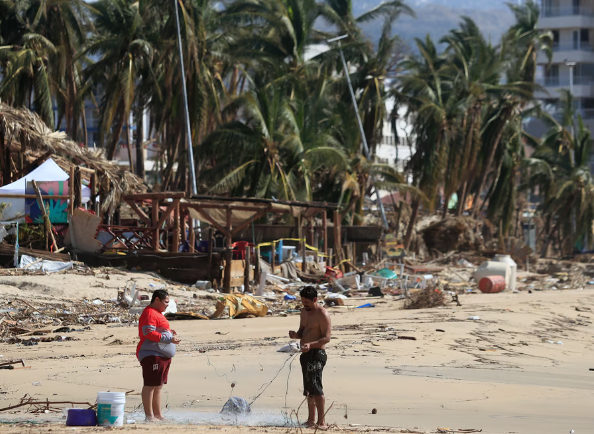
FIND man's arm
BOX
[305,311,331,350]
[289,309,307,339]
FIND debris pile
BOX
[420,217,481,254]
[404,283,447,310]
[0,297,139,345]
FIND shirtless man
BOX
[289,286,332,429]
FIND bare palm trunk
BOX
[404,198,420,250]
[472,110,510,218]
[106,101,126,160]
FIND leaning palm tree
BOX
[83,0,155,161]
[0,33,56,128]
[525,91,594,256]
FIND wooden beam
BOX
[223,208,232,293]
[17,150,53,179]
[124,192,186,201]
[186,202,276,212]
[152,199,160,251]
[76,167,96,175]
[0,194,70,199]
[187,206,227,234]
[126,200,151,226]
[31,180,57,251]
[156,198,181,228]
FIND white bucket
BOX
[96,392,125,427]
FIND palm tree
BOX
[83,0,155,160]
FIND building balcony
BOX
[538,43,594,63]
[535,76,594,98]
[539,7,594,29]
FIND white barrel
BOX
[494,254,517,291]
[474,261,510,289]
[96,392,125,427]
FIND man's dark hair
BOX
[151,289,169,303]
[300,286,317,301]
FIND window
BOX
[545,64,559,86]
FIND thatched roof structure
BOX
[0,103,146,213]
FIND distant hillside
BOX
[356,0,516,47]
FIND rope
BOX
[249,352,298,406]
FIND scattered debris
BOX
[404,284,447,310]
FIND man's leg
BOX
[305,396,316,426]
[141,386,156,421]
[152,385,164,420]
[314,395,326,428]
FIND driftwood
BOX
[0,394,95,413]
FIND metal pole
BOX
[174,0,197,196]
[332,37,389,230]
[567,60,576,167]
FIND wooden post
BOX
[152,199,160,251]
[68,166,75,217]
[328,248,333,268]
[351,242,357,268]
[72,167,82,209]
[255,246,261,285]
[31,180,57,251]
[271,241,276,276]
[189,215,195,253]
[181,211,188,243]
[208,228,213,280]
[314,232,319,266]
[333,211,344,272]
[244,245,251,292]
[172,201,180,253]
[90,172,99,214]
[223,208,232,293]
[345,244,352,273]
[322,211,328,256]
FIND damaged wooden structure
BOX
[119,194,343,291]
[0,103,145,215]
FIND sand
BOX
[0,272,592,434]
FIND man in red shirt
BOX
[137,290,180,421]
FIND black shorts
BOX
[300,349,327,397]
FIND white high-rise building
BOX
[537,0,594,133]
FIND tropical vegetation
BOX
[0,0,591,256]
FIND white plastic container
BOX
[474,261,510,289]
[494,254,517,292]
[97,392,125,427]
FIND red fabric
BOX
[136,306,171,359]
[140,355,171,386]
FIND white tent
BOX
[0,158,91,221]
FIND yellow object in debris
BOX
[212,294,269,319]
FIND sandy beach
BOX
[0,271,592,434]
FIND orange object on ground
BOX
[478,276,506,293]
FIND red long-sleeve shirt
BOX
[136,306,176,361]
